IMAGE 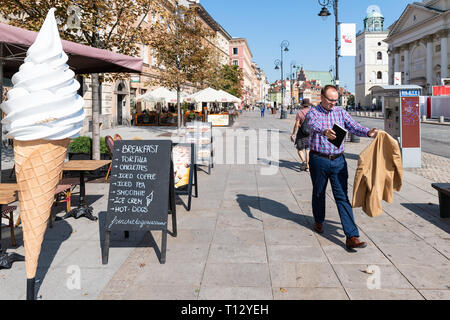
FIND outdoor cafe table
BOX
[61,160,111,221]
[0,183,24,269]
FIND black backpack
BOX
[297,111,310,139]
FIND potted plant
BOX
[69,136,109,160]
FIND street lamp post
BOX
[318,0,340,105]
[290,61,296,112]
[275,40,289,119]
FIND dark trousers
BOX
[309,153,359,239]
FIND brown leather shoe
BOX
[314,222,323,234]
[346,237,367,250]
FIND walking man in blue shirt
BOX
[307,85,378,250]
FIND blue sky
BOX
[201,0,413,93]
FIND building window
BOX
[232,60,238,66]
[377,71,382,80]
[436,45,441,52]
[359,73,362,81]
[377,52,382,60]
[233,47,238,55]
[401,55,404,62]
[359,54,362,62]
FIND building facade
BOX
[355,6,389,110]
[384,0,449,95]
[229,38,256,105]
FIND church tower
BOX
[355,6,389,110]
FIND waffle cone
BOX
[14,139,69,279]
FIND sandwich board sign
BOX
[103,140,176,264]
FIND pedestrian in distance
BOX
[260,105,265,117]
[290,98,312,171]
[306,85,378,250]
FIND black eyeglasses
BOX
[321,94,338,103]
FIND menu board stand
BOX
[185,121,213,175]
[173,143,198,211]
[102,140,176,265]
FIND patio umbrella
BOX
[217,90,242,104]
[184,87,223,103]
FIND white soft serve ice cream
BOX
[0,8,85,141]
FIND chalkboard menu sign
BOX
[103,140,176,264]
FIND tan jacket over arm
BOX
[351,131,403,217]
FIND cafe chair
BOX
[15,184,73,229]
[1,205,17,246]
[113,133,123,141]
[49,184,72,228]
[105,135,114,181]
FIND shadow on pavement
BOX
[97,212,163,262]
[34,218,73,298]
[401,202,450,232]
[235,194,345,248]
[279,159,302,173]
[343,152,359,161]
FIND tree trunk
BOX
[91,73,100,160]
[177,85,181,134]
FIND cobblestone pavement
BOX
[406,152,450,183]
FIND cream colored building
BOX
[355,6,389,109]
[384,0,449,94]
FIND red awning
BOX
[0,22,143,78]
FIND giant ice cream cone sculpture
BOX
[0,8,84,293]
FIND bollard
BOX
[350,133,360,143]
[440,116,445,123]
[422,115,427,122]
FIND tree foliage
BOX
[0,0,154,55]
[148,2,215,90]
[0,0,157,159]
[210,64,243,99]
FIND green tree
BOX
[0,0,156,159]
[148,1,215,130]
[210,64,243,99]
[347,94,355,107]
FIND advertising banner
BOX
[340,23,356,56]
[400,96,420,148]
[284,80,291,106]
[394,72,402,85]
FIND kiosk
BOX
[369,85,423,168]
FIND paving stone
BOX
[332,264,414,289]
[264,228,319,246]
[322,244,392,265]
[395,264,450,290]
[202,263,270,287]
[124,285,199,300]
[345,288,424,300]
[419,290,450,300]
[380,244,449,268]
[132,262,205,287]
[273,287,348,300]
[212,228,265,245]
[267,245,327,263]
[208,243,267,264]
[198,286,273,300]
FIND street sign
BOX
[400,89,420,97]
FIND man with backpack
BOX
[290,98,312,171]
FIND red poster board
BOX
[401,97,420,148]
[432,85,450,96]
